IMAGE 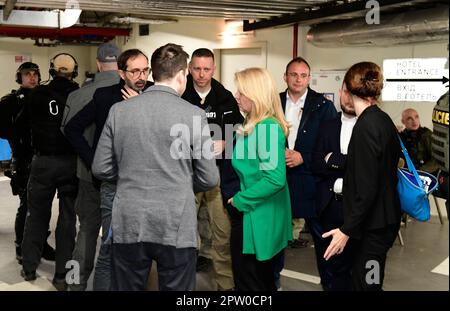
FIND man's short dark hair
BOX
[118,49,148,71]
[191,48,214,61]
[285,56,311,74]
[151,43,189,82]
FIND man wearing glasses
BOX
[64,49,153,290]
[274,57,337,289]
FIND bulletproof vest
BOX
[0,88,33,157]
[30,78,79,155]
[431,91,449,172]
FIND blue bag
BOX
[397,136,438,221]
[0,138,11,161]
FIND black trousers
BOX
[307,199,354,291]
[228,203,276,291]
[111,242,197,291]
[351,224,399,291]
[10,161,30,247]
[21,155,78,275]
[14,185,28,248]
[13,165,51,252]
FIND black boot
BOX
[21,269,37,281]
[42,231,55,261]
[52,272,68,291]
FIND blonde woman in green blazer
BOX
[227,67,292,291]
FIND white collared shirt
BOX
[286,89,308,149]
[339,112,357,155]
[333,113,357,194]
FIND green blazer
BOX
[232,117,292,261]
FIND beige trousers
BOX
[196,184,234,290]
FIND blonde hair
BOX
[235,67,289,137]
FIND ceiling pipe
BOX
[107,16,177,25]
[307,5,449,47]
[293,23,298,58]
[0,8,82,28]
[3,0,17,20]
[0,25,130,39]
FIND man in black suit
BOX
[311,82,357,291]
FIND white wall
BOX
[117,19,293,90]
[0,37,95,96]
[119,19,223,81]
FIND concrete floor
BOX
[0,176,448,291]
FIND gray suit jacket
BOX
[92,85,219,248]
[61,71,120,182]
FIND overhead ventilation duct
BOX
[108,16,177,25]
[0,8,82,29]
[307,5,449,47]
[0,25,130,44]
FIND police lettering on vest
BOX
[432,108,449,126]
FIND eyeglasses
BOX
[287,72,309,79]
[124,67,151,79]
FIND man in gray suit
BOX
[92,43,219,291]
[61,42,121,291]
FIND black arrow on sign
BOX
[386,76,449,84]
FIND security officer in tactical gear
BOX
[431,91,449,219]
[0,62,56,265]
[182,48,242,291]
[20,54,79,290]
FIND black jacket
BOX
[29,77,79,155]
[182,74,243,172]
[64,80,153,168]
[0,88,33,162]
[280,88,338,218]
[399,127,437,173]
[311,115,347,218]
[182,74,243,139]
[341,105,402,239]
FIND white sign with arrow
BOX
[382,58,449,102]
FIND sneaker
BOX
[42,242,56,261]
[20,269,37,281]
